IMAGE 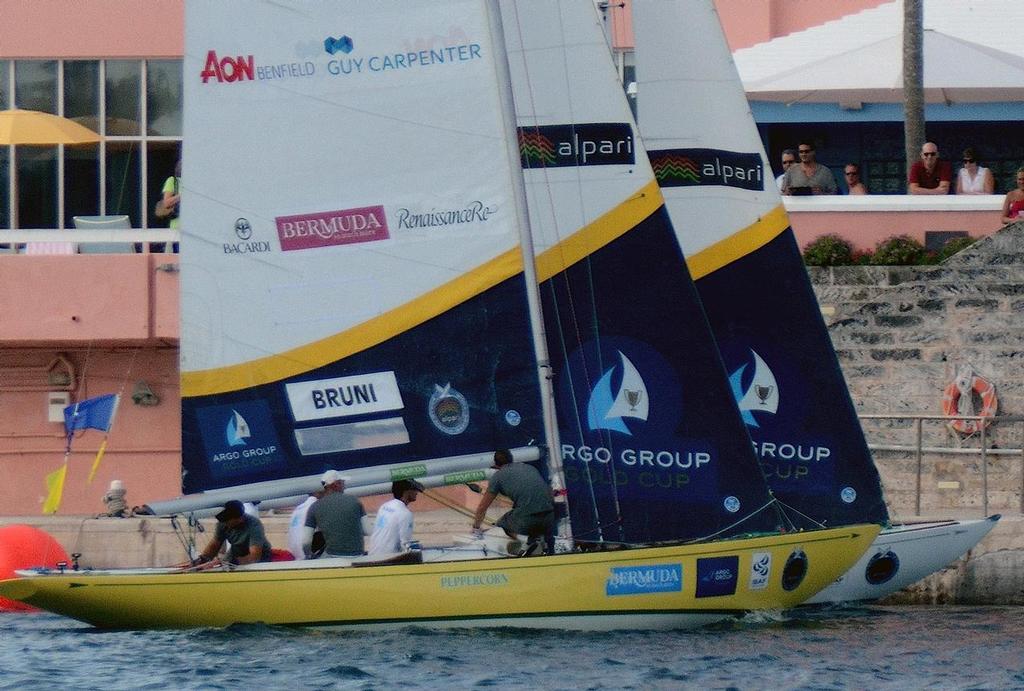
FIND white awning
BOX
[734,0,1024,106]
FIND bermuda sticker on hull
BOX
[606,564,682,596]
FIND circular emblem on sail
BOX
[722,495,740,513]
[504,409,522,427]
[840,487,857,504]
[234,217,253,240]
[428,383,469,435]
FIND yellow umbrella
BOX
[0,108,101,145]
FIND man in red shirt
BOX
[908,142,952,195]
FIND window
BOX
[1,59,182,229]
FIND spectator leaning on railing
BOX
[781,141,837,196]
[776,148,796,190]
[843,163,868,195]
[955,147,995,195]
[1000,167,1024,224]
[908,142,952,195]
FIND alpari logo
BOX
[226,410,251,447]
[519,123,634,168]
[648,148,763,191]
[729,350,778,428]
[324,36,354,55]
[200,51,255,84]
[587,352,649,435]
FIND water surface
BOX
[2,606,1022,689]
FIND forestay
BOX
[502,0,782,544]
[180,1,544,493]
[633,0,888,528]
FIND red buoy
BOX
[0,525,70,612]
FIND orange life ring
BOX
[942,374,998,435]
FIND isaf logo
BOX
[729,350,778,428]
[587,352,649,436]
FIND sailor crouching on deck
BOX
[472,450,554,556]
[302,470,367,558]
[367,479,424,557]
[194,500,273,565]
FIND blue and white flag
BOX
[64,394,120,435]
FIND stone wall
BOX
[809,223,1024,518]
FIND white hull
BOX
[806,516,999,605]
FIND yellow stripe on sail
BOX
[42,464,68,514]
[87,439,109,483]
[684,204,790,281]
[535,180,663,282]
[182,248,524,397]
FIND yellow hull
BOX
[0,525,878,630]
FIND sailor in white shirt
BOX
[367,479,423,557]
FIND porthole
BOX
[865,550,900,585]
[781,549,808,591]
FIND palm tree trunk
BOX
[903,0,925,173]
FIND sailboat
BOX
[631,0,998,604]
[0,0,878,630]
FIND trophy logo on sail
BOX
[587,352,649,436]
[226,410,251,447]
[729,350,779,428]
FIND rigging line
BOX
[68,343,95,444]
[421,488,497,527]
[683,498,785,543]
[507,0,602,540]
[506,1,606,540]
[769,499,828,532]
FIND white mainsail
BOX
[180,0,548,494]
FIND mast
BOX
[487,0,570,537]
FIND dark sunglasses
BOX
[922,152,937,157]
[962,158,975,163]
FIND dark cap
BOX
[392,479,424,497]
[215,500,245,522]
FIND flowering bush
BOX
[802,234,855,266]
[869,235,927,265]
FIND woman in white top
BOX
[956,148,995,195]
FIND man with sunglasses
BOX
[781,141,836,195]
[908,142,952,195]
[776,148,796,190]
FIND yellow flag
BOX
[87,439,109,483]
[42,464,68,514]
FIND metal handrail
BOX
[859,413,1024,517]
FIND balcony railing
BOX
[0,229,180,254]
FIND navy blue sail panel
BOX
[181,274,544,494]
[542,206,781,545]
[695,229,889,528]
